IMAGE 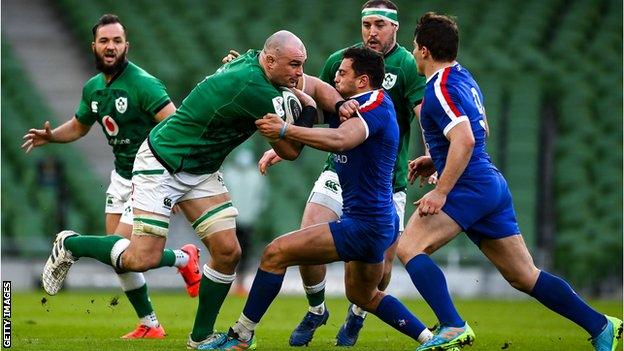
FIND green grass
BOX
[9,291,622,350]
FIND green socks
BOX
[191,266,236,341]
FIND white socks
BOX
[173,249,189,267]
[139,312,160,328]
[233,313,257,342]
[417,328,434,344]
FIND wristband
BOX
[334,100,346,114]
[279,122,289,139]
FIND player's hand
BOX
[256,113,285,140]
[338,99,359,123]
[408,156,436,186]
[414,188,446,217]
[22,120,53,153]
[221,50,240,64]
[291,88,316,108]
[257,148,283,175]
[172,204,182,214]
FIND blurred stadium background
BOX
[1,0,621,299]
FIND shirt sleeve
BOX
[354,91,388,139]
[235,80,283,120]
[75,85,96,126]
[139,76,171,116]
[431,78,469,136]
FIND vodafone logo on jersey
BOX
[102,115,119,136]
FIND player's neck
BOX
[424,60,456,81]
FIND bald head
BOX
[259,30,307,88]
[263,30,306,56]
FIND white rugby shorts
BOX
[131,141,229,217]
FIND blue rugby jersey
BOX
[419,62,497,178]
[334,89,399,219]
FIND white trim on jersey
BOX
[349,89,375,99]
[355,110,370,139]
[357,89,381,111]
[443,116,469,136]
[433,70,461,121]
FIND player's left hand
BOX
[338,99,359,122]
[256,113,285,139]
[291,88,316,108]
[414,188,446,217]
[221,49,240,64]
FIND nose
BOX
[295,65,303,77]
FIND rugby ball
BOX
[281,88,302,123]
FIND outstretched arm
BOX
[256,113,366,153]
[21,117,91,153]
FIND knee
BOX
[260,240,286,271]
[212,241,242,269]
[345,289,383,312]
[505,267,540,293]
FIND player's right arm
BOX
[257,113,366,153]
[21,117,91,153]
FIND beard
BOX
[94,48,128,75]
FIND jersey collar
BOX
[426,61,459,84]
[105,59,130,86]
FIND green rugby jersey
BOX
[319,43,425,191]
[148,50,284,174]
[75,61,171,179]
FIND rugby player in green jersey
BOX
[41,30,346,349]
[256,1,428,346]
[24,14,201,339]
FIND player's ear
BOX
[358,74,369,89]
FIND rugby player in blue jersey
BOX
[398,12,622,351]
[198,46,434,350]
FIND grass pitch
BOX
[9,290,622,350]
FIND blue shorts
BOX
[329,215,398,263]
[442,169,520,246]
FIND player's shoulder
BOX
[124,61,162,85]
[387,44,417,70]
[82,73,104,95]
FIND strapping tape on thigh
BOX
[192,201,239,239]
[133,214,170,237]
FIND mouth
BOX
[366,40,380,49]
[103,52,117,64]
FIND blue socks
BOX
[373,295,427,340]
[405,254,464,327]
[242,269,285,323]
[530,271,607,337]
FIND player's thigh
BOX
[303,170,342,227]
[262,223,341,269]
[479,234,539,288]
[344,260,384,303]
[398,210,462,263]
[106,213,122,235]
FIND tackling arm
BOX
[256,114,366,153]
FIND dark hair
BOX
[342,47,385,89]
[92,14,126,39]
[414,12,459,62]
[361,0,398,11]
